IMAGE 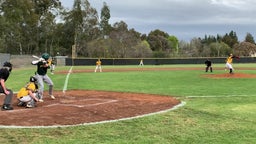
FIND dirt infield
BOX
[0,90,180,127]
[202,72,256,78]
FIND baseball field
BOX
[0,63,256,143]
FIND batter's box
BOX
[44,98,118,108]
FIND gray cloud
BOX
[61,0,256,41]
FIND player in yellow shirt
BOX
[225,54,239,74]
[48,57,55,74]
[17,76,40,108]
[94,59,102,72]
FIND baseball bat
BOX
[31,55,45,65]
[31,60,40,65]
[32,55,41,60]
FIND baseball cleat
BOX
[1,104,13,110]
[49,95,55,99]
[26,104,33,108]
[38,99,44,102]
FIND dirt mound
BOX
[202,73,256,78]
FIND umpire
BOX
[0,62,14,110]
[205,59,213,72]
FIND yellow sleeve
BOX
[48,60,52,65]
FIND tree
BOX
[201,35,217,45]
[64,0,99,56]
[0,0,61,55]
[189,38,203,57]
[147,29,173,57]
[33,0,62,55]
[234,42,256,56]
[86,39,106,57]
[100,2,111,38]
[132,40,152,58]
[222,30,239,48]
[178,40,190,57]
[0,15,8,53]
[167,35,179,55]
[209,42,231,57]
[244,32,255,44]
[109,21,141,58]
[0,0,38,54]
[147,29,169,52]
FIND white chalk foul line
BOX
[62,66,73,93]
[43,99,118,108]
[0,101,186,129]
[5,108,30,113]
[187,95,254,98]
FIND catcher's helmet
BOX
[3,61,12,72]
[30,76,37,82]
[42,53,50,60]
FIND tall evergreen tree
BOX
[222,30,239,48]
[100,2,111,38]
[244,32,255,44]
[64,0,99,56]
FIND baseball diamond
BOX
[0,67,255,128]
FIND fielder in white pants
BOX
[95,59,102,72]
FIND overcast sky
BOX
[60,0,256,42]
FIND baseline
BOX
[44,99,118,108]
[187,95,255,98]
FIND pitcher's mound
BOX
[202,73,256,78]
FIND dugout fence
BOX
[0,53,10,66]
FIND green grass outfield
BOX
[1,64,256,144]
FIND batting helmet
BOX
[3,61,12,72]
[42,53,50,60]
[30,76,37,82]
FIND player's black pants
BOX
[0,87,13,105]
[205,66,212,72]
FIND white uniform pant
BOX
[19,95,33,102]
[226,62,233,70]
[50,64,55,72]
[95,65,102,72]
[19,93,37,103]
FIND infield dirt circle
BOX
[0,90,180,127]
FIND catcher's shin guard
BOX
[17,101,26,107]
